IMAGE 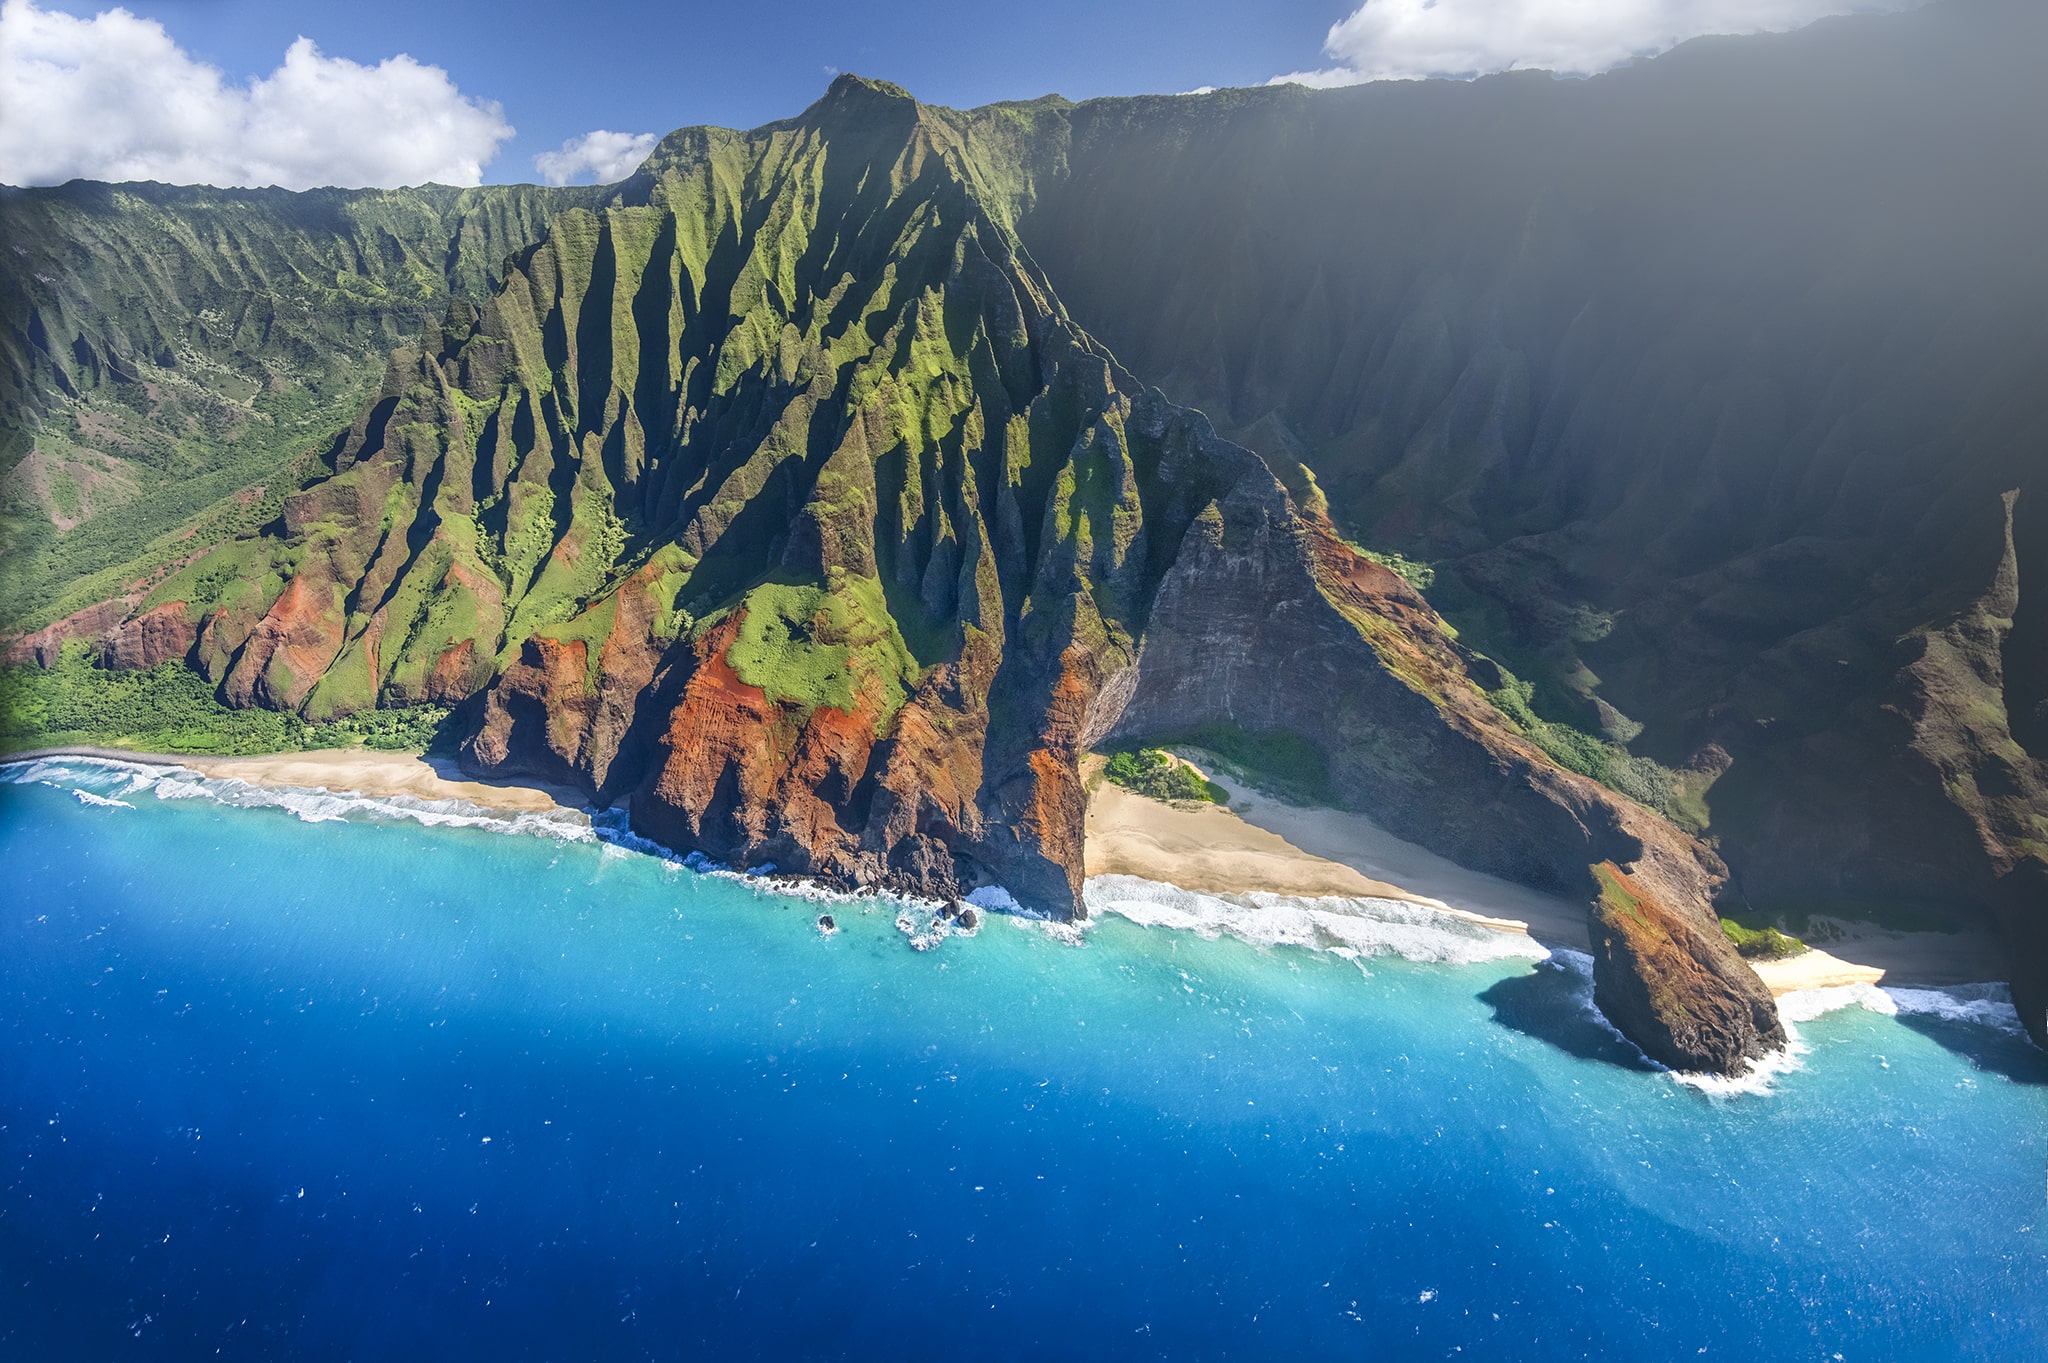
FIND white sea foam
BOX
[1776,979,2025,1035]
[1646,980,2026,1099]
[966,885,1023,915]
[1886,983,2026,1033]
[171,776,598,841]
[1082,874,1550,967]
[1023,916,1091,946]
[72,788,133,809]
[1669,1038,1810,1099]
[895,906,947,951]
[1775,982,1895,1024]
[4,754,166,788]
[5,755,597,842]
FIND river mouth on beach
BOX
[3,756,2045,1360]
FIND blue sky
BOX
[1,0,1911,188]
[25,0,1352,173]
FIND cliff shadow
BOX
[1891,1013,2048,1086]
[1477,956,1662,1073]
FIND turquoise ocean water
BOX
[2,756,2045,1360]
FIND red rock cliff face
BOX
[3,597,196,670]
[628,614,975,891]
[96,601,197,671]
[464,560,673,799]
[3,599,134,666]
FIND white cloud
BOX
[532,130,659,186]
[1270,0,1916,86]
[0,0,512,189]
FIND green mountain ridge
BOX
[0,180,600,630]
[2,1,2042,1069]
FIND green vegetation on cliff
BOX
[1482,669,1696,830]
[0,181,594,635]
[723,575,920,721]
[0,645,452,755]
[1103,748,1226,804]
[1718,917,1808,960]
[1144,722,1332,806]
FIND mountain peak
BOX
[824,72,916,104]
[799,72,924,133]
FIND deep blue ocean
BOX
[3,757,2045,1361]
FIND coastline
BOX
[8,743,2012,998]
[4,744,581,815]
[1081,749,2012,998]
[1748,922,2010,992]
[1083,752,1590,949]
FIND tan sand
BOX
[1764,918,2010,990]
[1085,749,2017,994]
[1750,920,2010,995]
[1749,949,1888,994]
[179,749,578,814]
[1083,753,1586,946]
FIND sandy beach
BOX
[184,750,581,813]
[1083,752,1590,948]
[1747,950,1887,994]
[9,745,579,815]
[1082,748,2012,994]
[1749,920,2009,992]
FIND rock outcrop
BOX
[1589,862,1786,1074]
[3,598,133,666]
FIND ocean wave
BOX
[1777,980,2024,1034]
[1775,982,1894,1024]
[966,885,1023,915]
[1081,874,1550,967]
[1654,979,2025,1098]
[4,754,597,842]
[999,910,1091,945]
[894,903,949,951]
[1668,1040,1810,1099]
[167,775,598,841]
[981,886,1089,946]
[1886,983,2026,1032]
[5,754,171,789]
